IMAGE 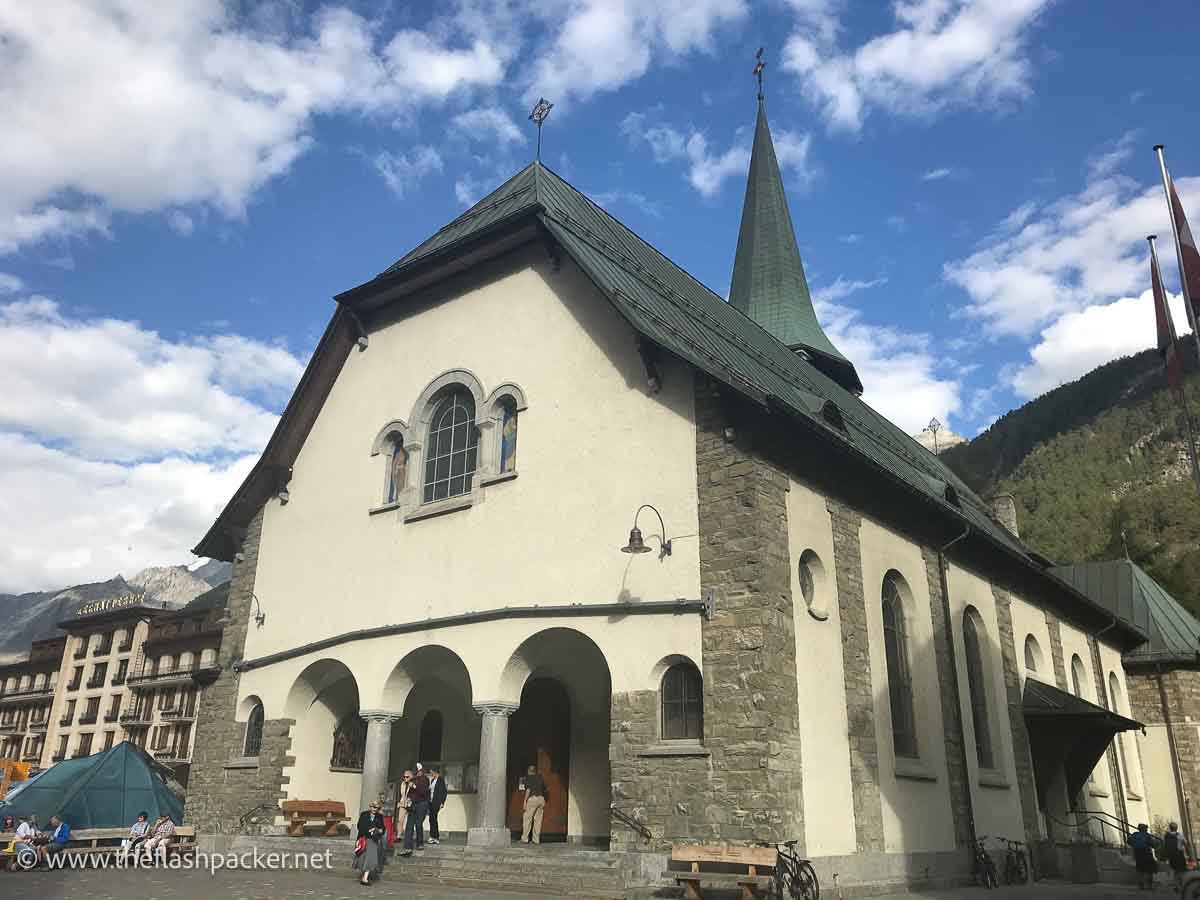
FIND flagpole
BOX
[1150,234,1200,496]
[1153,144,1200,362]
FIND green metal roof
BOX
[728,102,861,394]
[1050,560,1200,665]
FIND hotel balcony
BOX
[22,750,41,763]
[29,719,48,732]
[126,663,220,690]
[85,677,106,689]
[111,673,126,686]
[73,646,87,660]
[117,641,133,653]
[65,680,82,693]
[103,711,120,723]
[0,721,19,733]
[0,685,55,706]
[51,751,66,761]
[94,642,113,656]
[58,715,73,727]
[160,708,196,722]
[153,748,190,764]
[119,710,152,726]
[79,713,98,725]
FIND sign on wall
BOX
[75,593,145,618]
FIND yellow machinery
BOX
[0,760,32,799]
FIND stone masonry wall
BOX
[829,500,884,853]
[1044,612,1069,692]
[184,507,295,842]
[1128,668,1200,838]
[992,585,1043,846]
[922,549,971,849]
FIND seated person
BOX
[124,811,150,857]
[141,814,176,861]
[38,815,70,864]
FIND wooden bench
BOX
[665,844,777,900]
[282,800,349,837]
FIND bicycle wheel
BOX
[770,864,787,900]
[788,860,819,900]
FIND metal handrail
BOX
[610,804,652,843]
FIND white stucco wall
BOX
[1140,725,1182,827]
[247,248,701,665]
[1009,597,1053,689]
[786,477,856,856]
[944,563,1025,844]
[859,517,955,853]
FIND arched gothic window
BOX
[244,702,264,757]
[1024,635,1043,673]
[1070,654,1087,699]
[882,572,918,759]
[419,710,444,763]
[498,397,518,474]
[330,714,366,769]
[423,391,478,503]
[963,610,995,769]
[386,434,407,504]
[661,663,703,741]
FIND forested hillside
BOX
[941,340,1200,617]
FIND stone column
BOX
[359,710,400,814]
[468,702,518,847]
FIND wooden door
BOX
[506,678,570,840]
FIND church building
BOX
[183,90,1150,893]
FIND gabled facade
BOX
[184,99,1150,893]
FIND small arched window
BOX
[1024,635,1043,673]
[423,390,478,503]
[882,572,918,759]
[386,433,407,504]
[1070,654,1087,699]
[498,397,518,474]
[661,663,703,741]
[419,710,444,762]
[963,610,995,769]
[244,702,264,757]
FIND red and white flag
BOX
[1167,173,1200,323]
[1151,239,1184,392]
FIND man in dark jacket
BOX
[402,767,430,855]
[427,767,448,845]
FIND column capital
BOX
[473,702,518,718]
[359,708,402,724]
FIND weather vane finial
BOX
[529,98,554,162]
[753,47,765,102]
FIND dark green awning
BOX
[1023,678,1142,802]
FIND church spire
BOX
[728,53,863,395]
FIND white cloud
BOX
[371,146,444,197]
[0,432,255,593]
[0,2,509,253]
[525,0,747,106]
[782,0,1051,132]
[811,277,962,432]
[589,189,663,219]
[0,273,23,294]
[921,166,953,181]
[886,214,908,232]
[450,107,527,146]
[166,210,195,237]
[1010,289,1191,398]
[0,297,305,462]
[946,166,1200,338]
[1086,129,1138,179]
[621,112,815,198]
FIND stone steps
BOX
[229,836,626,897]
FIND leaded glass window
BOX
[963,611,995,769]
[661,663,703,741]
[883,574,918,759]
[423,391,478,503]
[244,702,264,757]
[499,399,518,473]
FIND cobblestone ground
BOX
[2,867,1185,900]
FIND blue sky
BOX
[1,0,1198,591]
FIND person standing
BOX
[402,766,430,855]
[1164,822,1190,890]
[353,800,387,885]
[1127,823,1159,890]
[520,764,546,845]
[427,767,447,845]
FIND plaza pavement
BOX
[2,863,1186,900]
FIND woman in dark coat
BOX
[353,801,387,885]
[1128,823,1160,890]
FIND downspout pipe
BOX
[937,525,977,855]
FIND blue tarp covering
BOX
[0,741,183,829]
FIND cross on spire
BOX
[528,97,554,162]
[753,47,765,102]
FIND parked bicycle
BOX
[769,839,819,900]
[1001,837,1028,884]
[972,835,998,889]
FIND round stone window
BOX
[799,549,828,621]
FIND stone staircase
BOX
[230,835,627,897]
